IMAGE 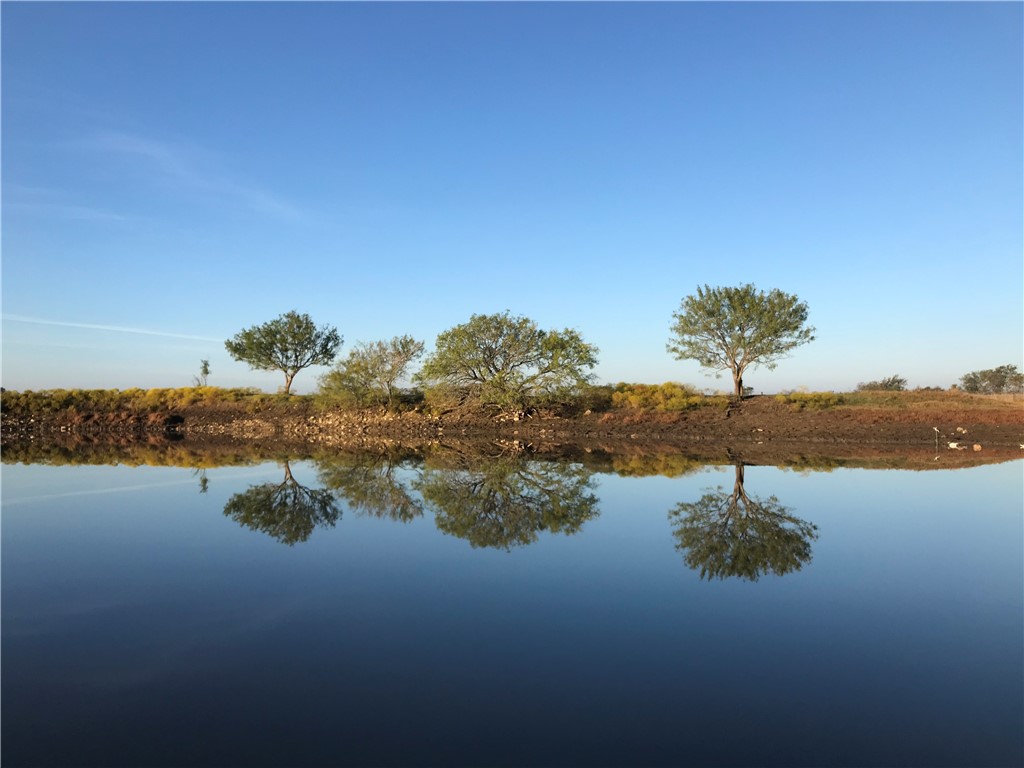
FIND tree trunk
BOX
[283,372,295,395]
[733,371,744,399]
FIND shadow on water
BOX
[669,463,819,581]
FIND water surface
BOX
[3,452,1021,767]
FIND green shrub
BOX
[856,375,907,392]
[611,382,729,412]
[775,391,844,410]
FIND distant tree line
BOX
[959,364,1024,394]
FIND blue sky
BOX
[2,2,1021,394]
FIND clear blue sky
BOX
[3,2,1021,394]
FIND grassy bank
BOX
[2,384,1020,424]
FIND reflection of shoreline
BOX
[669,463,819,582]
[2,436,1019,473]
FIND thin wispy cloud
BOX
[2,314,222,342]
[84,130,306,221]
[3,184,135,223]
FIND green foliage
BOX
[574,383,615,413]
[417,311,599,414]
[669,465,819,581]
[225,311,341,394]
[415,457,599,550]
[668,284,815,398]
[0,387,273,418]
[193,359,211,387]
[856,374,907,392]
[610,453,707,478]
[775,391,844,409]
[318,335,424,410]
[223,462,341,545]
[610,382,730,412]
[316,452,423,522]
[959,364,1024,394]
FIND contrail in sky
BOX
[2,314,222,342]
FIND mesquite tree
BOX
[319,335,425,409]
[417,311,598,414]
[225,311,341,394]
[668,284,815,398]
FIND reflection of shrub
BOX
[775,391,844,410]
[611,453,705,477]
[611,382,729,412]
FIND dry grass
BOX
[839,389,1023,411]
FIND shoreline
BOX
[3,394,1022,470]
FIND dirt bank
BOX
[3,395,1021,466]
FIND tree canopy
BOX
[319,335,424,409]
[223,462,341,545]
[668,284,815,398]
[417,311,598,414]
[668,464,819,581]
[225,311,341,394]
[316,451,423,523]
[416,455,599,550]
[959,364,1024,394]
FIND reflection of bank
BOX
[669,464,818,581]
[223,461,341,545]
[415,457,600,550]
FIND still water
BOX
[2,451,1022,767]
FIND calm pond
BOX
[2,449,1022,767]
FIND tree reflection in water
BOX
[415,455,600,550]
[223,461,342,545]
[316,451,423,523]
[669,464,818,581]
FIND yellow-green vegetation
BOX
[840,388,1022,410]
[2,383,1018,423]
[0,441,273,468]
[610,453,709,477]
[0,387,289,416]
[775,391,845,410]
[773,388,1022,411]
[611,382,731,412]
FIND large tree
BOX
[319,335,424,409]
[225,311,341,394]
[668,284,815,398]
[417,311,598,414]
